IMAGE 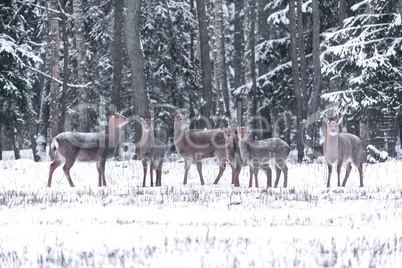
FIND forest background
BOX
[1,0,401,163]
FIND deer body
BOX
[174,114,230,185]
[323,118,364,187]
[238,127,290,188]
[213,127,242,186]
[140,118,166,187]
[47,111,128,187]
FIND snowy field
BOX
[1,151,402,267]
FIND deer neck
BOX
[141,128,154,146]
[107,123,123,148]
[324,133,339,163]
[174,123,188,145]
[238,137,250,160]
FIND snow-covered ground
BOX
[1,151,402,267]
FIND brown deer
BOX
[237,126,290,188]
[139,117,166,187]
[47,111,129,187]
[174,114,233,185]
[323,118,364,187]
[213,127,242,187]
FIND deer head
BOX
[325,118,342,136]
[174,114,189,130]
[237,126,250,141]
[140,117,154,132]
[224,127,238,144]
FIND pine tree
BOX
[322,0,402,155]
[0,0,42,160]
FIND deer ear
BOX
[111,110,116,116]
[336,117,343,124]
[151,117,155,122]
[139,116,144,122]
[324,118,329,124]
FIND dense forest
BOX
[0,0,401,162]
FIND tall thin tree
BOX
[48,0,61,150]
[196,0,213,129]
[289,0,304,163]
[214,0,230,122]
[297,0,308,117]
[306,0,322,152]
[112,0,124,112]
[258,0,272,139]
[59,2,69,133]
[125,0,150,154]
[73,0,90,132]
[250,0,258,138]
[233,0,245,125]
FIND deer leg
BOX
[358,163,364,187]
[62,159,76,187]
[142,159,148,187]
[158,160,164,186]
[234,170,240,187]
[195,160,205,185]
[337,163,343,187]
[96,162,102,187]
[254,169,259,188]
[342,163,352,187]
[213,162,226,185]
[274,167,282,188]
[97,159,107,186]
[250,166,259,188]
[327,164,332,188]
[263,166,272,188]
[249,166,254,187]
[156,169,162,186]
[282,164,288,188]
[150,161,155,187]
[234,165,241,187]
[48,156,63,187]
[183,159,192,185]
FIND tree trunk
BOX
[250,0,258,139]
[12,127,21,160]
[360,121,369,149]
[196,0,213,129]
[112,0,124,112]
[387,117,397,158]
[188,0,197,126]
[297,0,308,118]
[35,49,49,162]
[258,0,272,139]
[60,3,69,133]
[306,0,322,152]
[125,0,150,155]
[233,0,245,126]
[258,0,270,75]
[73,0,89,132]
[289,0,304,163]
[214,0,230,122]
[48,0,60,153]
[339,0,346,28]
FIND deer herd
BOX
[47,111,365,189]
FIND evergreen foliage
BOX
[0,0,400,160]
